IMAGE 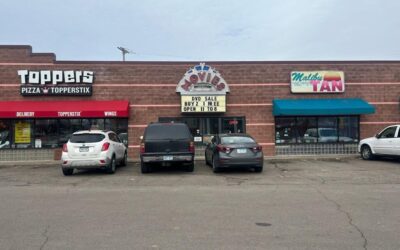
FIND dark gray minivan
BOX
[140,122,195,173]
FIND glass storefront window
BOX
[208,118,219,135]
[0,120,11,149]
[35,119,59,148]
[275,117,297,144]
[0,118,129,150]
[318,117,338,143]
[59,119,82,145]
[105,119,128,145]
[297,117,317,143]
[338,117,359,142]
[82,118,104,130]
[275,116,359,144]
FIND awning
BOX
[0,100,129,118]
[273,98,375,116]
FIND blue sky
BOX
[1,0,399,61]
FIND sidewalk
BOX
[0,154,360,167]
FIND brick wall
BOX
[1,45,400,160]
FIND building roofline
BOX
[54,60,400,65]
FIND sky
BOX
[1,0,400,61]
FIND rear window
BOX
[70,133,105,143]
[145,124,191,140]
[221,136,255,144]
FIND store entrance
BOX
[159,116,246,154]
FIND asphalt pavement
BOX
[0,157,400,250]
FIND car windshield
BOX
[221,136,255,144]
[145,125,191,140]
[70,133,105,143]
[320,129,337,137]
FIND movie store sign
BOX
[181,95,226,112]
[18,70,94,96]
[291,71,345,93]
[176,63,229,113]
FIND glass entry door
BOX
[222,118,244,134]
[159,116,245,146]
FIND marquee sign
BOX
[18,70,94,96]
[181,95,226,112]
[291,71,345,93]
[176,63,229,113]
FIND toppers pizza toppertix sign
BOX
[18,70,94,96]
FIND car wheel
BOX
[254,166,263,173]
[212,155,221,173]
[141,161,151,173]
[107,156,116,174]
[120,151,128,167]
[185,161,194,172]
[361,145,374,160]
[62,168,73,176]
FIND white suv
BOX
[358,125,400,160]
[61,130,127,175]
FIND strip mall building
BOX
[0,45,399,161]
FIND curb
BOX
[0,154,360,166]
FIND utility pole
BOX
[117,47,134,61]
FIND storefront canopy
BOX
[273,98,375,116]
[0,100,129,118]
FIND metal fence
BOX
[275,143,358,155]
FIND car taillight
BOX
[189,141,195,153]
[62,144,68,152]
[101,142,110,151]
[252,145,262,152]
[217,144,231,153]
[140,143,145,154]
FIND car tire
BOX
[361,145,374,160]
[62,168,73,176]
[141,161,151,173]
[107,156,116,174]
[120,151,128,167]
[185,161,194,172]
[254,166,263,173]
[212,155,221,173]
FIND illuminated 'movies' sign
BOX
[18,70,94,96]
[176,63,229,113]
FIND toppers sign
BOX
[18,70,94,96]
[177,63,229,113]
[291,71,345,93]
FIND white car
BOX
[61,130,127,175]
[358,125,400,160]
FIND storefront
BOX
[0,45,399,161]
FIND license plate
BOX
[79,147,89,152]
[237,149,247,154]
[163,156,173,161]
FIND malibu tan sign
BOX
[176,63,229,113]
[291,71,345,93]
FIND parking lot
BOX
[1,157,400,249]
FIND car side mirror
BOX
[375,134,379,138]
